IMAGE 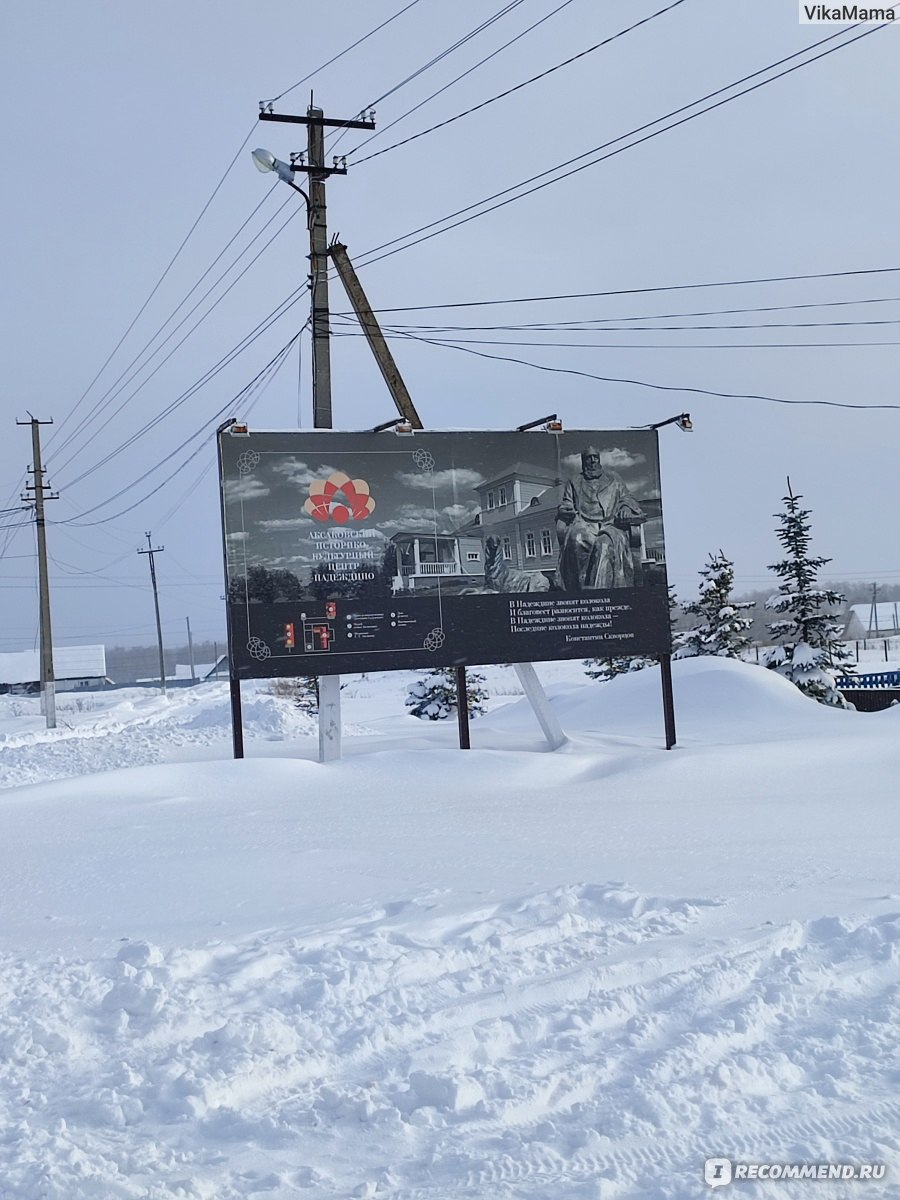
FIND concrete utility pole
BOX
[307,107,333,430]
[256,99,376,762]
[258,99,374,428]
[186,615,196,682]
[17,416,58,729]
[138,532,167,696]
[870,582,879,637]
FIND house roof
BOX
[0,645,107,685]
[848,602,900,632]
[475,463,559,492]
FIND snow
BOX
[1,659,898,1198]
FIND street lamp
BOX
[251,147,310,205]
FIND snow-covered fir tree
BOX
[676,550,753,659]
[763,482,851,707]
[406,666,488,720]
[583,653,656,682]
[293,677,319,715]
[584,587,679,681]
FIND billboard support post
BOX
[660,653,676,749]
[514,662,567,750]
[455,666,471,750]
[318,674,342,761]
[217,418,244,759]
[230,678,245,759]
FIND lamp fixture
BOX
[371,417,413,433]
[645,412,693,432]
[517,413,562,432]
[251,147,294,184]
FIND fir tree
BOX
[763,481,851,707]
[293,677,319,715]
[676,550,753,659]
[584,653,656,682]
[584,587,679,681]
[406,666,488,720]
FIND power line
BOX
[331,267,900,316]
[345,0,578,158]
[382,327,900,410]
[327,0,530,155]
[56,328,301,527]
[373,316,900,334]
[47,124,259,452]
[47,183,281,466]
[355,24,884,268]
[58,283,307,489]
[349,0,690,165]
[362,0,528,110]
[264,0,428,105]
[332,325,900,350]
[51,196,302,483]
[368,293,900,329]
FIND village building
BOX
[0,645,109,695]
[390,462,666,591]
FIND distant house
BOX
[844,602,900,639]
[0,645,109,695]
[178,656,228,682]
[135,655,229,687]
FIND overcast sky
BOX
[2,0,898,652]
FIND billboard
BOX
[218,428,670,678]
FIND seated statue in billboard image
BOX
[483,445,645,593]
[554,445,645,590]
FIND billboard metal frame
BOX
[217,423,676,755]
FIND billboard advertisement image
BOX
[218,427,671,677]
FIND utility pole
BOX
[17,416,58,729]
[186,615,196,682]
[257,99,376,762]
[308,107,333,429]
[258,98,375,428]
[329,242,424,428]
[870,582,879,637]
[138,532,167,696]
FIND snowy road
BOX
[0,660,897,1198]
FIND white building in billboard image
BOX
[390,462,665,591]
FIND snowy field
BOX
[1,658,898,1199]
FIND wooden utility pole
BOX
[17,416,58,729]
[138,532,167,696]
[329,242,424,428]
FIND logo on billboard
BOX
[304,471,375,524]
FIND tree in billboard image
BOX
[227,565,304,604]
